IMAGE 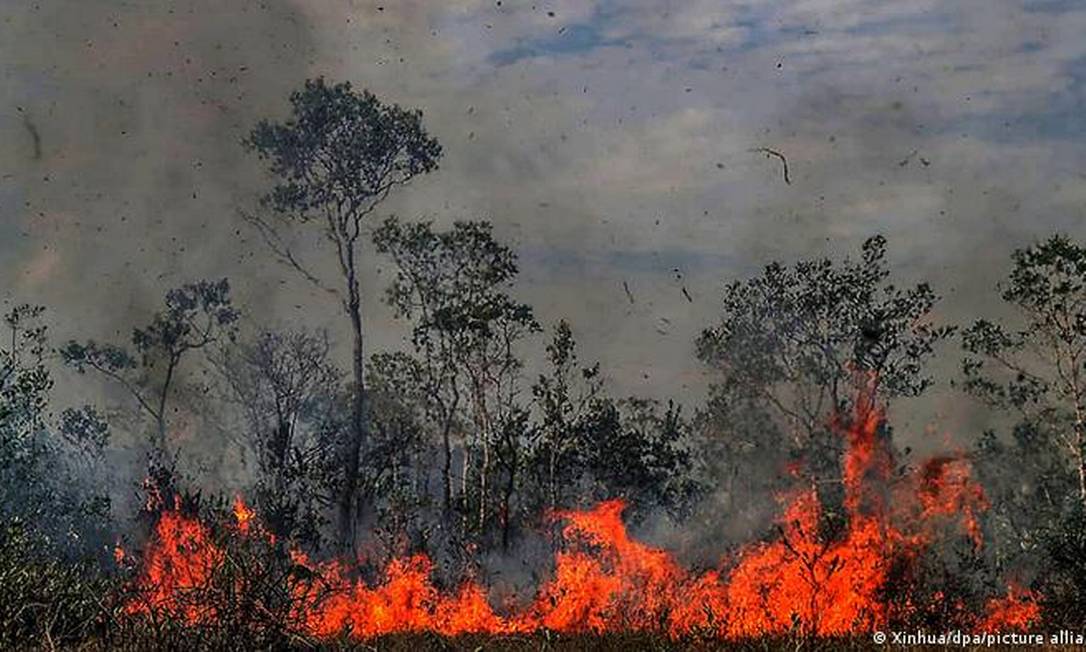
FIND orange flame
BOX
[977,585,1041,632]
[125,507,222,623]
[121,397,1038,639]
[233,495,255,535]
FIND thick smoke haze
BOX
[2,0,1085,458]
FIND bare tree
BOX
[213,329,343,543]
[243,78,442,549]
[60,279,238,458]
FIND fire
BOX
[233,495,255,535]
[120,396,1040,639]
[977,585,1041,632]
[124,504,222,623]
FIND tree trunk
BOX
[548,446,558,513]
[1073,390,1086,507]
[501,450,516,550]
[1078,452,1086,506]
[154,354,179,457]
[472,379,492,531]
[441,417,453,512]
[480,440,490,529]
[338,257,368,552]
[1076,419,1086,507]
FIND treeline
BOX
[3,78,1086,646]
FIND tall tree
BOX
[244,79,442,548]
[1,305,111,534]
[60,279,238,458]
[0,305,112,648]
[961,234,1086,507]
[365,351,433,552]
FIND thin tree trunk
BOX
[473,379,492,531]
[1075,419,1086,506]
[1072,386,1086,507]
[339,255,368,552]
[480,441,490,529]
[548,446,558,513]
[441,417,453,512]
[460,441,470,511]
[501,450,516,550]
[439,382,460,517]
[154,355,178,457]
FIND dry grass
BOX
[53,631,889,652]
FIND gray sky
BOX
[2,0,1085,445]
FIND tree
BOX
[528,322,699,522]
[213,329,343,545]
[244,78,442,549]
[2,302,112,520]
[492,406,532,550]
[530,320,603,513]
[961,234,1086,507]
[1,305,56,521]
[364,351,434,553]
[60,279,238,459]
[582,398,700,517]
[373,217,537,534]
[970,424,1070,569]
[0,306,111,650]
[696,236,952,522]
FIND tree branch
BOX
[237,207,341,300]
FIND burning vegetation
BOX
[1,78,1083,650]
[110,393,1037,646]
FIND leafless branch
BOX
[237,207,340,299]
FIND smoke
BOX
[0,0,323,340]
[0,0,329,514]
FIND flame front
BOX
[122,399,1039,640]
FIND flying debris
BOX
[899,150,931,168]
[19,111,42,160]
[749,147,790,184]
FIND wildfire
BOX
[977,585,1041,633]
[121,397,1040,640]
[124,503,222,623]
[232,495,255,535]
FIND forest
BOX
[3,79,1085,650]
